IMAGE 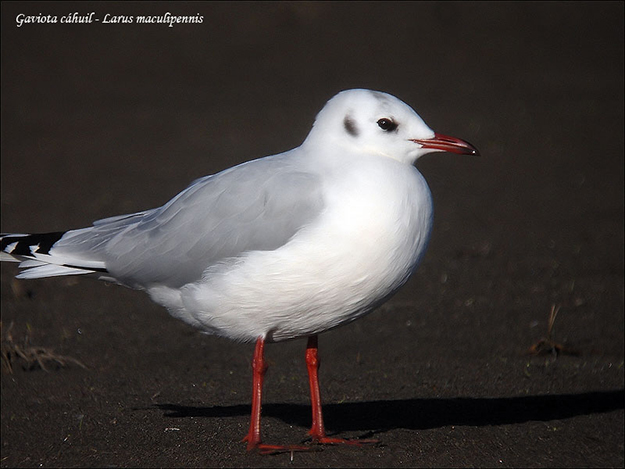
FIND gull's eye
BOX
[377,118,398,132]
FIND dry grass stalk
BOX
[1,321,87,373]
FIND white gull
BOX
[1,89,479,452]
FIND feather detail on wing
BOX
[2,153,325,289]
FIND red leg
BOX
[242,337,266,450]
[305,335,378,445]
[306,335,327,439]
[242,337,309,454]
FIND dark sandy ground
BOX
[1,2,623,467]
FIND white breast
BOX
[151,155,433,343]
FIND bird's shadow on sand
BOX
[155,389,623,435]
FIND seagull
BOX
[1,89,479,453]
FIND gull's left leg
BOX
[242,337,310,454]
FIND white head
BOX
[303,89,478,164]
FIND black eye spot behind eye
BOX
[343,115,359,137]
[377,118,398,132]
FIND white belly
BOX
[150,158,433,342]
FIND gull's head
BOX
[303,89,479,164]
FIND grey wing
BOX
[54,154,325,288]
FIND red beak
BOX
[411,132,480,156]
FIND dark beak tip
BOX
[464,139,480,157]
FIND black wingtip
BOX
[1,232,66,257]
